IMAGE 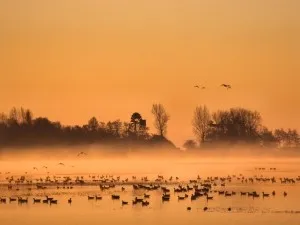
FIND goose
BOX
[203,207,208,211]
[206,196,213,200]
[33,198,41,203]
[142,201,149,206]
[111,195,120,200]
[50,199,57,204]
[283,192,287,197]
[68,198,72,204]
[221,84,232,89]
[88,196,95,200]
[122,200,128,205]
[178,196,185,200]
[262,192,270,198]
[9,197,17,202]
[77,152,87,157]
[95,196,102,200]
[144,193,150,198]
[187,207,192,211]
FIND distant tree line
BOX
[0,104,174,149]
[184,105,300,150]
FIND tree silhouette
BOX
[131,112,142,134]
[87,117,99,132]
[208,108,262,143]
[192,105,211,145]
[151,103,170,137]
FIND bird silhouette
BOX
[42,166,48,169]
[77,152,87,157]
[58,163,65,166]
[33,167,38,171]
[221,84,232,90]
[194,85,200,88]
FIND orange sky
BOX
[0,0,300,146]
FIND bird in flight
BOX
[33,167,38,171]
[58,163,65,166]
[194,85,206,89]
[221,84,232,90]
[77,152,87,157]
[42,166,48,169]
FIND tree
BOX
[274,128,299,148]
[151,103,170,137]
[131,112,142,133]
[192,105,211,145]
[209,108,262,143]
[87,117,99,132]
[183,140,197,150]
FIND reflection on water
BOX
[1,158,300,225]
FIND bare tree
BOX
[151,103,170,137]
[192,105,211,145]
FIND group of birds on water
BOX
[0,168,298,212]
[194,84,232,90]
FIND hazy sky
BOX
[0,0,299,146]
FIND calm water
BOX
[0,158,300,225]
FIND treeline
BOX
[0,106,174,149]
[184,106,300,150]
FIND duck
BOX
[262,192,270,198]
[142,201,149,206]
[33,198,41,203]
[95,196,102,200]
[144,193,150,198]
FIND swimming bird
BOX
[33,198,41,203]
[68,198,72,204]
[187,207,192,211]
[122,200,128,205]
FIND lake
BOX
[0,157,300,225]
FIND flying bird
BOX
[194,85,200,88]
[77,152,87,157]
[33,167,38,171]
[42,166,48,169]
[58,163,65,166]
[221,84,232,89]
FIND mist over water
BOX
[1,146,300,177]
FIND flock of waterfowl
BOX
[0,167,298,211]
